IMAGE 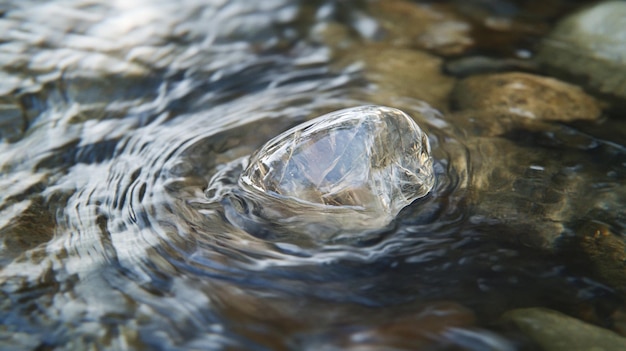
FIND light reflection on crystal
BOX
[238,105,435,237]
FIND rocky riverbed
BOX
[1,0,626,350]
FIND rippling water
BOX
[1,0,625,350]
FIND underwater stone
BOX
[503,308,626,351]
[536,1,626,104]
[238,105,435,238]
[452,72,602,121]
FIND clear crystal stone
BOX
[238,105,435,237]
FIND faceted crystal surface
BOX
[239,105,435,233]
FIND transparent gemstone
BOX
[238,105,435,234]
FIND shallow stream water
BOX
[1,0,625,350]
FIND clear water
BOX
[0,0,624,350]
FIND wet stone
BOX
[341,46,455,112]
[564,221,626,293]
[236,105,435,242]
[452,72,602,122]
[462,137,575,248]
[368,0,474,56]
[536,1,626,106]
[0,197,55,267]
[503,307,626,351]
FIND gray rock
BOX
[503,307,626,351]
[536,1,626,105]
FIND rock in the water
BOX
[536,1,626,105]
[451,72,602,122]
[503,307,626,351]
[238,105,435,240]
[342,47,455,112]
[563,221,626,293]
[368,0,473,56]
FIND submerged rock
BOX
[536,1,626,105]
[565,221,626,293]
[503,307,626,351]
[341,47,455,112]
[451,72,602,122]
[368,0,474,56]
[235,105,435,242]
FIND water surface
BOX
[1,0,624,350]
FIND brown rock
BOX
[0,197,55,265]
[452,72,603,122]
[462,136,573,248]
[341,46,455,111]
[368,0,473,56]
[575,221,626,292]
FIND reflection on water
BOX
[1,0,625,350]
